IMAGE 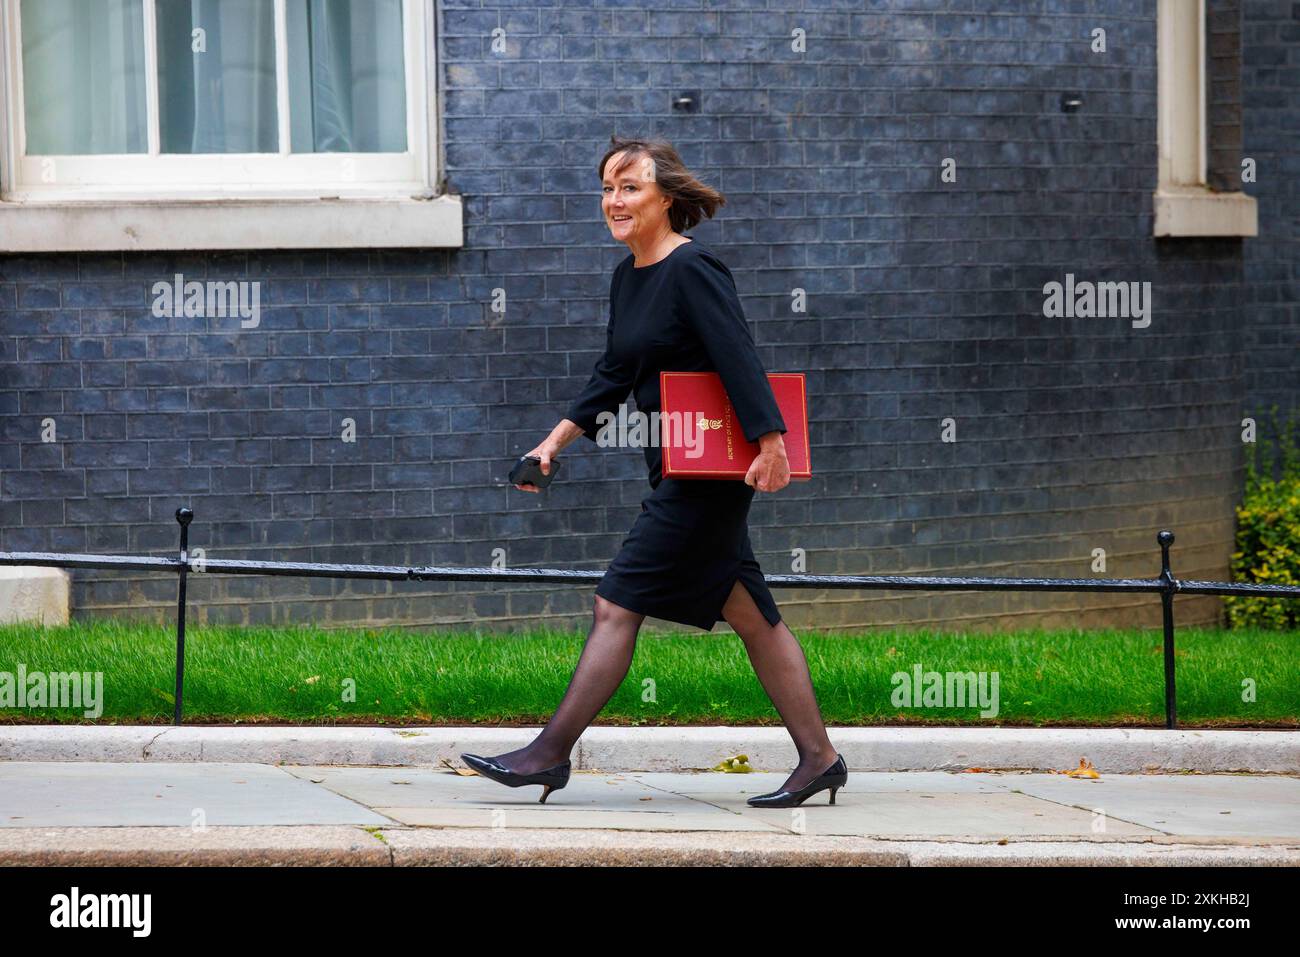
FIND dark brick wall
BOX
[1241,0,1300,458]
[1207,0,1244,192]
[1,1,1295,634]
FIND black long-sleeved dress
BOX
[564,238,787,631]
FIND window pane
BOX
[156,0,278,154]
[20,0,147,154]
[287,0,407,153]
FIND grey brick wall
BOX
[1241,0,1300,456]
[1207,0,1243,192]
[1,0,1296,634]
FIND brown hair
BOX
[597,135,725,233]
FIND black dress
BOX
[565,239,788,631]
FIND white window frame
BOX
[1154,0,1256,237]
[0,0,461,250]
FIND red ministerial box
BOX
[659,371,811,480]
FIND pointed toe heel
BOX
[460,752,572,803]
[746,753,848,809]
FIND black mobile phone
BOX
[509,455,560,489]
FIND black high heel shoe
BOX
[460,752,571,804]
[746,753,848,808]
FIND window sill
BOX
[0,193,464,251]
[1153,186,1258,238]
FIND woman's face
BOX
[601,151,671,245]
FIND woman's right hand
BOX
[514,441,560,493]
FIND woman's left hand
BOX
[744,434,790,493]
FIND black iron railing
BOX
[2,507,1296,728]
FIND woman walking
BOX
[461,136,846,807]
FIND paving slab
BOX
[283,765,687,811]
[0,762,394,828]
[0,759,1297,865]
[624,769,1008,794]
[625,770,1156,838]
[276,765,1299,841]
[975,770,1300,839]
[282,765,785,831]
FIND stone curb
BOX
[0,826,1296,866]
[1,726,1296,773]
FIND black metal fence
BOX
[2,506,1297,728]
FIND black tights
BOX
[490,584,837,793]
[490,596,643,775]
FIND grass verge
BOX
[0,619,1295,728]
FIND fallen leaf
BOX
[1054,757,1100,779]
[442,758,477,776]
[711,753,754,773]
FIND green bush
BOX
[1226,406,1300,629]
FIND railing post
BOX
[174,507,193,725]
[1157,530,1179,729]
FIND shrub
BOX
[1225,406,1300,629]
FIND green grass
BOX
[0,619,1295,727]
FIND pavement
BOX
[0,727,1296,865]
